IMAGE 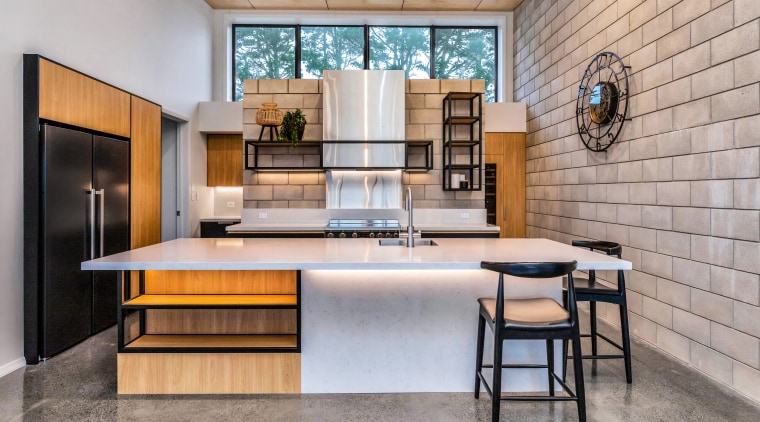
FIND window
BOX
[300,26,364,79]
[233,26,296,101]
[369,26,430,79]
[434,28,496,102]
[232,24,498,102]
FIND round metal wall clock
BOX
[575,51,630,152]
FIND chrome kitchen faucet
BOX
[406,187,414,247]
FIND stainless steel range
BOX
[324,219,401,239]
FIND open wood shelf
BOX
[124,334,298,350]
[446,140,481,147]
[444,116,480,125]
[123,294,298,308]
[117,270,302,354]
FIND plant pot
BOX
[297,124,305,141]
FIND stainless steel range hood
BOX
[322,70,406,168]
[323,70,406,208]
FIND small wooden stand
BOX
[258,124,279,141]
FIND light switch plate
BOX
[226,202,235,208]
[460,212,470,219]
[258,212,268,219]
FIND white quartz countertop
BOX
[412,224,500,232]
[81,238,631,271]
[225,223,499,232]
[226,223,325,232]
[200,217,241,222]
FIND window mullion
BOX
[430,26,436,80]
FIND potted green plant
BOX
[277,108,307,147]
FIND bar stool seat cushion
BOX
[478,297,571,329]
[562,277,618,295]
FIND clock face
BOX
[576,52,630,152]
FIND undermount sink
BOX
[378,239,438,247]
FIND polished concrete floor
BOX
[1,314,759,421]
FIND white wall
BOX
[0,0,214,375]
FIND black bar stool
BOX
[476,261,586,422]
[563,240,632,384]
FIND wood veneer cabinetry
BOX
[117,269,301,394]
[24,54,164,364]
[38,58,131,137]
[130,97,162,248]
[484,133,526,238]
[207,134,243,186]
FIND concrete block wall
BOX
[242,78,486,209]
[515,0,760,402]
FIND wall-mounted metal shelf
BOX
[442,92,482,191]
[244,140,433,172]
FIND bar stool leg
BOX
[562,339,568,383]
[258,126,265,141]
[590,301,598,356]
[620,302,633,383]
[546,339,555,396]
[475,314,486,398]
[491,335,503,422]
[572,336,587,422]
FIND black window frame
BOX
[232,24,499,102]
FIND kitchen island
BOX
[82,237,631,395]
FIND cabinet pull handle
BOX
[96,189,105,257]
[88,189,96,259]
[502,204,507,221]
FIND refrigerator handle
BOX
[88,189,96,259]
[96,189,105,257]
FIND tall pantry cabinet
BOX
[484,133,526,238]
[23,55,162,363]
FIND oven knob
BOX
[385,232,392,238]
[369,232,375,238]
[377,233,384,238]
[326,232,334,238]
[339,232,346,238]
[352,232,358,238]
[393,232,399,238]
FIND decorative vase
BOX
[255,103,283,126]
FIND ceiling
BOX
[204,0,522,12]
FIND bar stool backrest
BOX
[571,240,625,294]
[480,261,580,331]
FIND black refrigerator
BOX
[32,123,129,361]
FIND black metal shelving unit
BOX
[442,92,482,191]
[115,270,302,353]
[244,140,433,172]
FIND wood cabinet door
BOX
[130,96,162,249]
[38,58,131,137]
[484,133,526,238]
[207,134,243,186]
[501,133,526,238]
